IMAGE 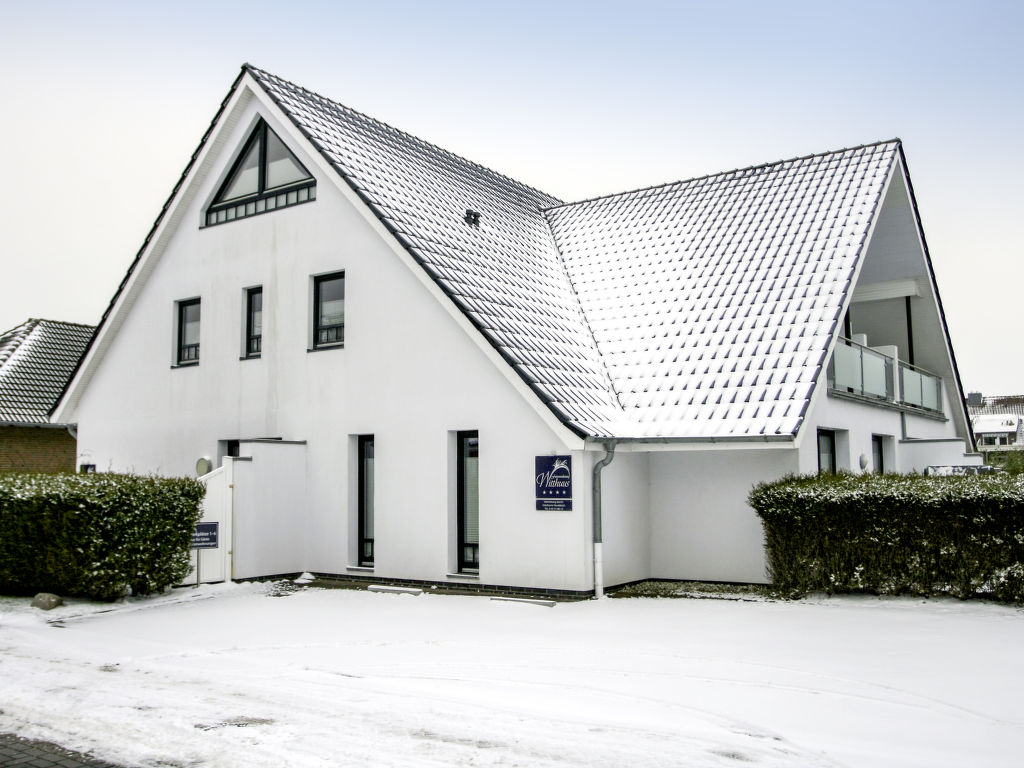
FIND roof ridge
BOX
[543,138,902,213]
[243,64,564,207]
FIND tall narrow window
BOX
[358,435,375,567]
[872,435,885,474]
[313,272,345,348]
[246,287,263,357]
[177,299,201,365]
[205,119,316,226]
[457,431,480,572]
[817,429,836,473]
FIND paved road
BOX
[0,732,128,767]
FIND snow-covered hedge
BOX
[749,473,1024,602]
[0,472,205,601]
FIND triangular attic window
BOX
[206,119,316,226]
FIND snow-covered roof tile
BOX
[0,320,95,425]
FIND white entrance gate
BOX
[184,460,234,585]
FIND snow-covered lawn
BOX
[1,583,1022,768]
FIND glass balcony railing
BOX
[899,362,943,412]
[827,337,894,401]
[827,337,943,414]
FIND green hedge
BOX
[0,473,206,601]
[749,473,1024,602]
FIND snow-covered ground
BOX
[1,583,1022,768]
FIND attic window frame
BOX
[204,119,316,227]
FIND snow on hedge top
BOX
[248,65,897,440]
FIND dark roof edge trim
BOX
[584,434,796,446]
[543,138,902,213]
[248,66,590,441]
[794,143,901,435]
[896,144,976,452]
[50,67,249,418]
[242,64,563,207]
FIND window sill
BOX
[346,565,374,573]
[239,354,261,361]
[447,572,479,581]
[307,343,344,353]
[170,361,199,369]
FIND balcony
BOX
[827,337,943,415]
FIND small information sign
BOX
[191,522,219,550]
[535,455,572,511]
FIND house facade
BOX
[0,319,94,473]
[54,66,978,594]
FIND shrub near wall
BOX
[749,473,1024,602]
[0,473,205,601]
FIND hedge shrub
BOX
[749,473,1024,602]
[0,472,205,601]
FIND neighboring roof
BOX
[55,65,946,442]
[971,413,1021,434]
[968,395,1024,418]
[0,319,94,425]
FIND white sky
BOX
[1,0,1020,393]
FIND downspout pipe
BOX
[592,440,616,599]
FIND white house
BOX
[54,65,979,595]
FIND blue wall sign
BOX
[191,522,219,549]
[535,455,572,511]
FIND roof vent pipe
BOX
[592,440,616,599]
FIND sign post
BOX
[191,522,219,587]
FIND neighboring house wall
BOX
[0,426,76,473]
[71,102,587,592]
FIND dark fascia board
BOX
[895,144,976,452]
[50,67,249,419]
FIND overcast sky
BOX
[1,0,1020,393]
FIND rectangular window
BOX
[313,272,344,348]
[817,429,836,473]
[457,430,480,572]
[246,287,262,357]
[358,435,375,567]
[872,434,885,474]
[177,299,201,364]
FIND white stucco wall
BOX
[70,94,590,592]
[598,450,651,588]
[648,448,797,584]
[800,375,977,474]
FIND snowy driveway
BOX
[1,583,1022,768]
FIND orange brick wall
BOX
[0,426,77,473]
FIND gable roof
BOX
[57,64,965,443]
[0,319,94,425]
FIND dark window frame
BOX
[358,435,374,567]
[817,429,837,474]
[245,286,262,357]
[176,298,201,365]
[205,119,316,227]
[457,430,480,572]
[313,272,345,349]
